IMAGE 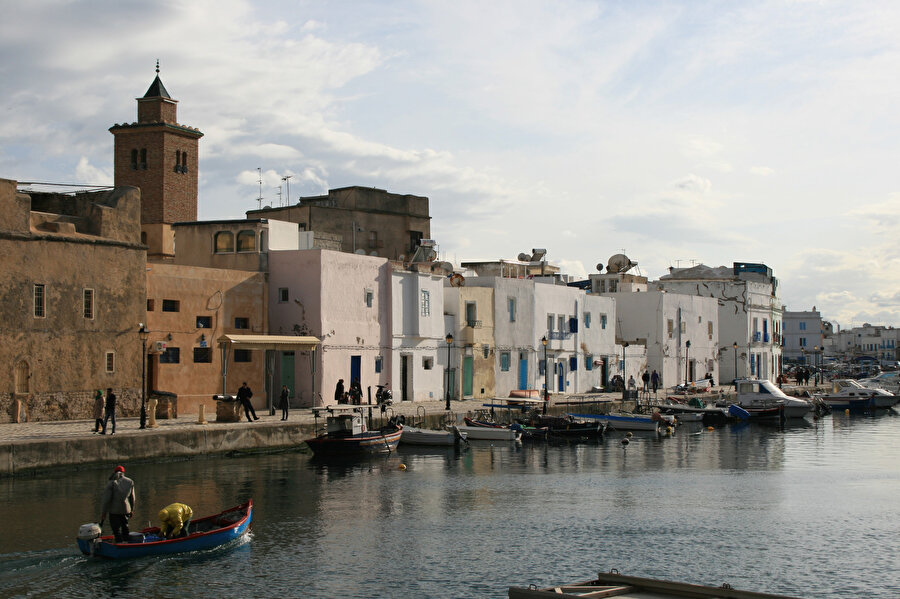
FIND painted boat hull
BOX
[400,426,466,446]
[77,500,252,559]
[305,427,402,455]
[569,412,665,431]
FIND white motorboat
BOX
[400,425,467,446]
[735,378,811,418]
[816,379,899,410]
[455,424,521,441]
[859,371,900,395]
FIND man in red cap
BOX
[100,465,135,543]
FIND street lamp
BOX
[138,323,150,430]
[684,340,691,385]
[622,342,629,396]
[542,336,549,414]
[445,333,453,411]
[814,346,820,385]
[732,342,738,387]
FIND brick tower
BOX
[110,64,203,256]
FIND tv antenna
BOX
[281,175,292,206]
[256,167,263,209]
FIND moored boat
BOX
[458,418,522,441]
[569,411,674,432]
[509,570,807,599]
[523,414,605,440]
[816,379,899,410]
[735,378,811,418]
[400,424,467,446]
[77,500,252,559]
[305,406,402,456]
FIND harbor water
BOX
[0,411,898,598]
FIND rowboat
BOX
[76,500,252,559]
[569,411,674,432]
[509,570,806,599]
[524,414,606,441]
[400,425,467,446]
[305,405,402,456]
[458,418,522,441]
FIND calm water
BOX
[1,411,898,599]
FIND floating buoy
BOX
[707,426,714,431]
[625,432,633,438]
[398,464,407,471]
[621,437,629,447]
[665,426,673,435]
[845,409,850,414]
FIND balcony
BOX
[549,331,572,341]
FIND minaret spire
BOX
[155,59,160,75]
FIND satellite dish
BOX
[596,263,605,273]
[607,254,637,274]
[449,273,466,287]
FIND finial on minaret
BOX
[156,59,160,75]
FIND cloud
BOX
[749,166,774,176]
[74,157,112,186]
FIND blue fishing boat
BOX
[76,500,252,559]
[570,411,674,432]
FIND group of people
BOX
[794,368,814,386]
[236,382,292,422]
[333,378,363,404]
[92,388,118,435]
[99,465,192,543]
[622,370,661,393]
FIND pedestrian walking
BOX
[92,389,105,433]
[650,370,660,394]
[627,375,636,390]
[99,465,134,543]
[101,388,117,435]
[279,385,290,421]
[641,371,650,392]
[237,382,258,422]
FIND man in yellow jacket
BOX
[158,503,193,539]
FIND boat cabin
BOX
[311,405,368,436]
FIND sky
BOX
[2,0,899,330]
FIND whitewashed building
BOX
[657,262,783,382]
[782,307,824,364]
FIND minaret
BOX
[110,62,203,256]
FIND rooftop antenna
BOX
[281,175,292,206]
[256,167,263,209]
[275,186,282,205]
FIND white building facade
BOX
[782,308,824,364]
[658,262,783,383]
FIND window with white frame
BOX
[421,290,430,316]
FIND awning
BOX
[217,334,320,351]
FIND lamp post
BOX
[814,346,819,385]
[684,340,691,385]
[138,323,149,430]
[445,333,453,411]
[732,342,738,387]
[542,336,549,415]
[622,342,629,396]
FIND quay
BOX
[0,385,818,477]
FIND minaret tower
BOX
[110,61,203,257]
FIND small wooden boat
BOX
[305,406,402,456]
[77,500,252,559]
[524,414,605,440]
[401,425,467,446]
[509,570,807,599]
[458,418,522,441]
[570,411,674,432]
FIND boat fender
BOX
[398,464,407,471]
[706,426,714,431]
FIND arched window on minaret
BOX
[181,150,188,173]
[174,150,181,173]
[131,149,138,170]
[140,148,147,170]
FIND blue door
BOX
[518,354,528,390]
[350,355,361,389]
[557,361,565,392]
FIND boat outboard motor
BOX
[77,522,102,556]
[375,384,393,405]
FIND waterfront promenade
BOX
[1,384,819,477]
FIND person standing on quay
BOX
[101,388,117,435]
[279,385,290,421]
[100,465,134,543]
[651,370,660,394]
[237,382,258,422]
[334,379,345,404]
[641,370,650,392]
[92,389,105,433]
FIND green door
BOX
[280,352,295,395]
[463,356,474,397]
